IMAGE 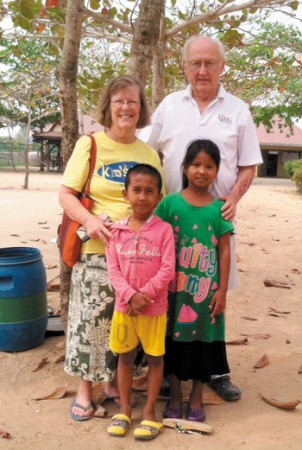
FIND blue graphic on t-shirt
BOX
[97,161,138,183]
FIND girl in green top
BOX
[156,139,234,423]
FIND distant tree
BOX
[0,36,61,186]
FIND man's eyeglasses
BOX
[111,100,139,107]
[187,60,218,71]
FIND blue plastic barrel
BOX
[0,247,48,351]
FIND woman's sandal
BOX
[70,400,95,421]
[107,413,131,437]
[134,420,163,440]
[163,402,182,419]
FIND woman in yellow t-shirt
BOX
[59,75,164,421]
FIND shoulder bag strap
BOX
[83,134,97,197]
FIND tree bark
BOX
[56,0,84,330]
[127,0,165,88]
[151,13,166,110]
[56,0,84,165]
[23,87,32,190]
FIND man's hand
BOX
[220,166,256,221]
[220,195,236,221]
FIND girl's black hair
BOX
[125,163,162,192]
[181,139,220,189]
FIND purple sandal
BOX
[163,402,182,419]
[187,405,206,422]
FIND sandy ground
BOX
[0,170,301,450]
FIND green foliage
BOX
[284,160,302,192]
[1,0,302,130]
[90,0,101,10]
[290,160,302,192]
[222,22,302,127]
[284,160,294,178]
[0,35,60,129]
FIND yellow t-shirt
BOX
[62,131,164,255]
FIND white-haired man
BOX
[141,36,263,403]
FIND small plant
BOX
[284,160,294,178]
[285,159,302,192]
[292,160,302,192]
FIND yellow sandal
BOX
[134,420,163,440]
[107,413,131,437]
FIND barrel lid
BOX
[0,247,42,265]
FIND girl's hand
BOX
[209,290,226,324]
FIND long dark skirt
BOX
[164,336,229,383]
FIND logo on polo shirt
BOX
[218,114,232,126]
[97,161,137,183]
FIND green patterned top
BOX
[156,193,234,343]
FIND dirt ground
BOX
[0,170,301,450]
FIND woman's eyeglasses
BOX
[111,100,139,107]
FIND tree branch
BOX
[82,6,134,35]
[167,0,291,38]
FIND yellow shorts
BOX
[109,311,167,356]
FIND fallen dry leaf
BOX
[32,357,49,372]
[44,264,58,270]
[0,429,12,439]
[226,338,248,345]
[268,307,291,315]
[241,316,258,321]
[34,383,69,400]
[263,278,292,289]
[259,393,301,411]
[254,354,269,369]
[268,313,287,319]
[53,353,65,364]
[240,333,271,340]
[93,404,107,418]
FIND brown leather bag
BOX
[58,134,97,268]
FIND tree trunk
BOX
[127,0,165,88]
[6,118,16,172]
[56,0,84,330]
[152,13,166,110]
[23,87,32,190]
[56,0,84,165]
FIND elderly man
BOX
[141,36,263,401]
